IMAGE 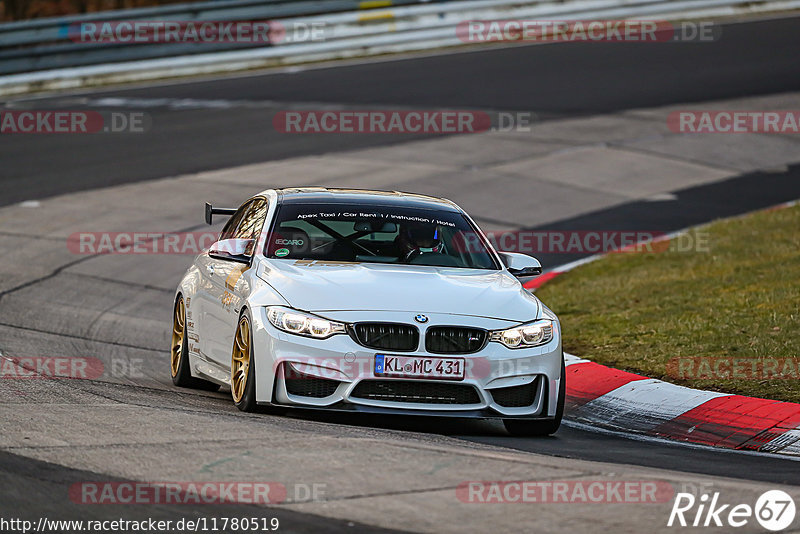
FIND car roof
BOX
[266,188,461,212]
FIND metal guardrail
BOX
[0,0,437,74]
[0,0,798,93]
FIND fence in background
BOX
[0,0,798,94]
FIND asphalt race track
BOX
[1,16,800,205]
[2,13,800,534]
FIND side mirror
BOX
[209,238,255,265]
[498,252,542,278]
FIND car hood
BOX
[257,259,540,322]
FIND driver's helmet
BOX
[405,224,440,250]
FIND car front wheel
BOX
[231,310,258,412]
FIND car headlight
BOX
[490,319,554,349]
[266,306,346,339]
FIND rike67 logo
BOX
[668,490,796,531]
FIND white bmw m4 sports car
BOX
[171,188,565,436]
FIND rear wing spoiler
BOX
[205,202,237,225]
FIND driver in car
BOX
[397,224,442,263]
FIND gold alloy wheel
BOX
[231,316,251,403]
[170,297,186,377]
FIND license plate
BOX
[374,354,465,381]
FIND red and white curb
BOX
[527,200,800,456]
[563,353,800,455]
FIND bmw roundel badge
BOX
[414,314,429,324]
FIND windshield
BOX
[265,203,499,269]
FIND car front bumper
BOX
[250,308,563,419]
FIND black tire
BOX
[171,296,220,391]
[503,357,565,437]
[232,309,258,412]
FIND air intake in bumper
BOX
[489,379,539,408]
[350,380,481,405]
[284,364,340,398]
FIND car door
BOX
[204,197,269,367]
[193,203,247,363]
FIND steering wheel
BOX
[402,248,423,263]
